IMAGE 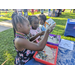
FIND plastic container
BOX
[64,19,75,37]
[47,34,61,46]
[33,44,58,65]
[67,19,75,24]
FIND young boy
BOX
[38,14,46,31]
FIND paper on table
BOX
[70,19,75,22]
[59,39,74,50]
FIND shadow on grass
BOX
[53,19,67,26]
[59,12,75,19]
[46,17,67,26]
[52,25,65,35]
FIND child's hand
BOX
[46,24,55,33]
[39,31,45,36]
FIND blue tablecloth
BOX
[56,42,75,65]
[25,58,45,65]
[25,41,75,65]
[64,19,75,37]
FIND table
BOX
[57,42,75,65]
[25,40,75,65]
[64,19,75,37]
[25,58,45,65]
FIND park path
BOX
[0,12,48,32]
[0,20,12,32]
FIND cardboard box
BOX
[44,18,56,29]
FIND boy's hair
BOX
[39,14,46,23]
[12,15,28,31]
[28,15,38,25]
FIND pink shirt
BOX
[30,27,41,42]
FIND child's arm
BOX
[15,25,54,51]
[30,31,45,41]
[15,30,49,51]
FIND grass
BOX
[0,9,48,22]
[0,9,75,65]
[46,9,75,41]
[0,10,13,22]
[0,29,16,65]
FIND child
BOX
[28,15,44,43]
[12,15,55,65]
[38,14,46,31]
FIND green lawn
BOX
[0,29,16,65]
[47,9,75,41]
[0,9,75,65]
[0,10,48,22]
